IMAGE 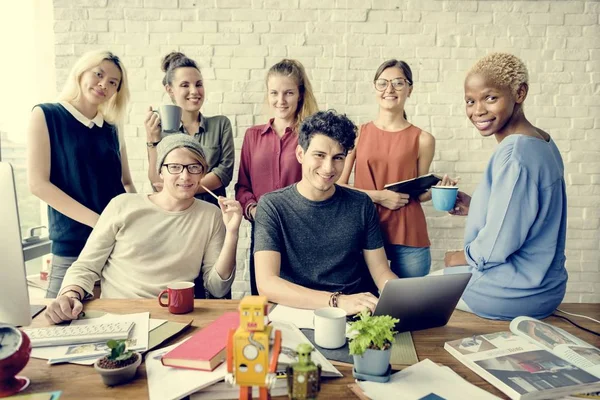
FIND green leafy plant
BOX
[348,309,399,356]
[106,339,134,361]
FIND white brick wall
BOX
[52,0,600,302]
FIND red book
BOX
[161,312,239,371]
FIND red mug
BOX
[158,282,195,314]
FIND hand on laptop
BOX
[45,295,84,325]
[338,292,378,315]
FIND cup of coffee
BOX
[431,186,459,212]
[153,104,182,133]
[158,282,194,314]
[313,307,347,349]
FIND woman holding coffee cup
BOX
[145,51,234,208]
[442,53,568,320]
[27,50,135,298]
[235,59,318,295]
[339,60,436,278]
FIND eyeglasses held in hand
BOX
[162,163,204,175]
[374,78,411,92]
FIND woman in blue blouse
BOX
[443,53,568,320]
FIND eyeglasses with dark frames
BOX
[374,78,412,92]
[162,163,204,175]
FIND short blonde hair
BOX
[58,50,130,125]
[467,53,529,96]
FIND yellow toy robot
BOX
[226,296,282,400]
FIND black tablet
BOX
[383,173,442,197]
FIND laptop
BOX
[373,273,472,333]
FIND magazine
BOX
[444,316,600,400]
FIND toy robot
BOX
[286,343,322,400]
[226,296,282,400]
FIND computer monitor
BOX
[0,162,33,326]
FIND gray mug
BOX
[153,104,182,133]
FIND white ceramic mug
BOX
[314,307,347,349]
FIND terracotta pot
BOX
[94,352,142,386]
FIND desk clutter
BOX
[5,297,600,400]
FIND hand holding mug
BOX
[144,106,161,142]
[448,191,471,216]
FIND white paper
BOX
[358,358,500,400]
[150,318,167,331]
[190,378,287,400]
[269,305,315,329]
[31,312,150,364]
[272,320,342,377]
[146,341,227,400]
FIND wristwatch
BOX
[146,140,161,148]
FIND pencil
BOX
[201,184,220,201]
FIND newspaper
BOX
[444,317,600,400]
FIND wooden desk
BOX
[22,301,599,399]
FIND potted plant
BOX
[94,339,141,386]
[348,309,399,379]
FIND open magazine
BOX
[445,316,600,400]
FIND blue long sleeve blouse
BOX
[462,134,568,320]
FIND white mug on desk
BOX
[314,307,347,349]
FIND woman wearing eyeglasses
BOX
[340,60,436,278]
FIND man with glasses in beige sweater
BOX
[45,135,242,324]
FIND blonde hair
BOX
[58,50,130,125]
[467,53,529,96]
[266,59,318,129]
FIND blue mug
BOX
[431,186,458,212]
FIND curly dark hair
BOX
[298,110,357,155]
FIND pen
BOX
[202,185,234,211]
[201,184,220,201]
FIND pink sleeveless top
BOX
[354,122,430,247]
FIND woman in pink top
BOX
[235,59,318,294]
[340,60,436,278]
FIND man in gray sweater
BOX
[254,111,398,315]
[44,135,242,324]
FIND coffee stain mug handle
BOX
[158,289,169,307]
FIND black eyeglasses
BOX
[162,163,204,175]
[374,78,411,92]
